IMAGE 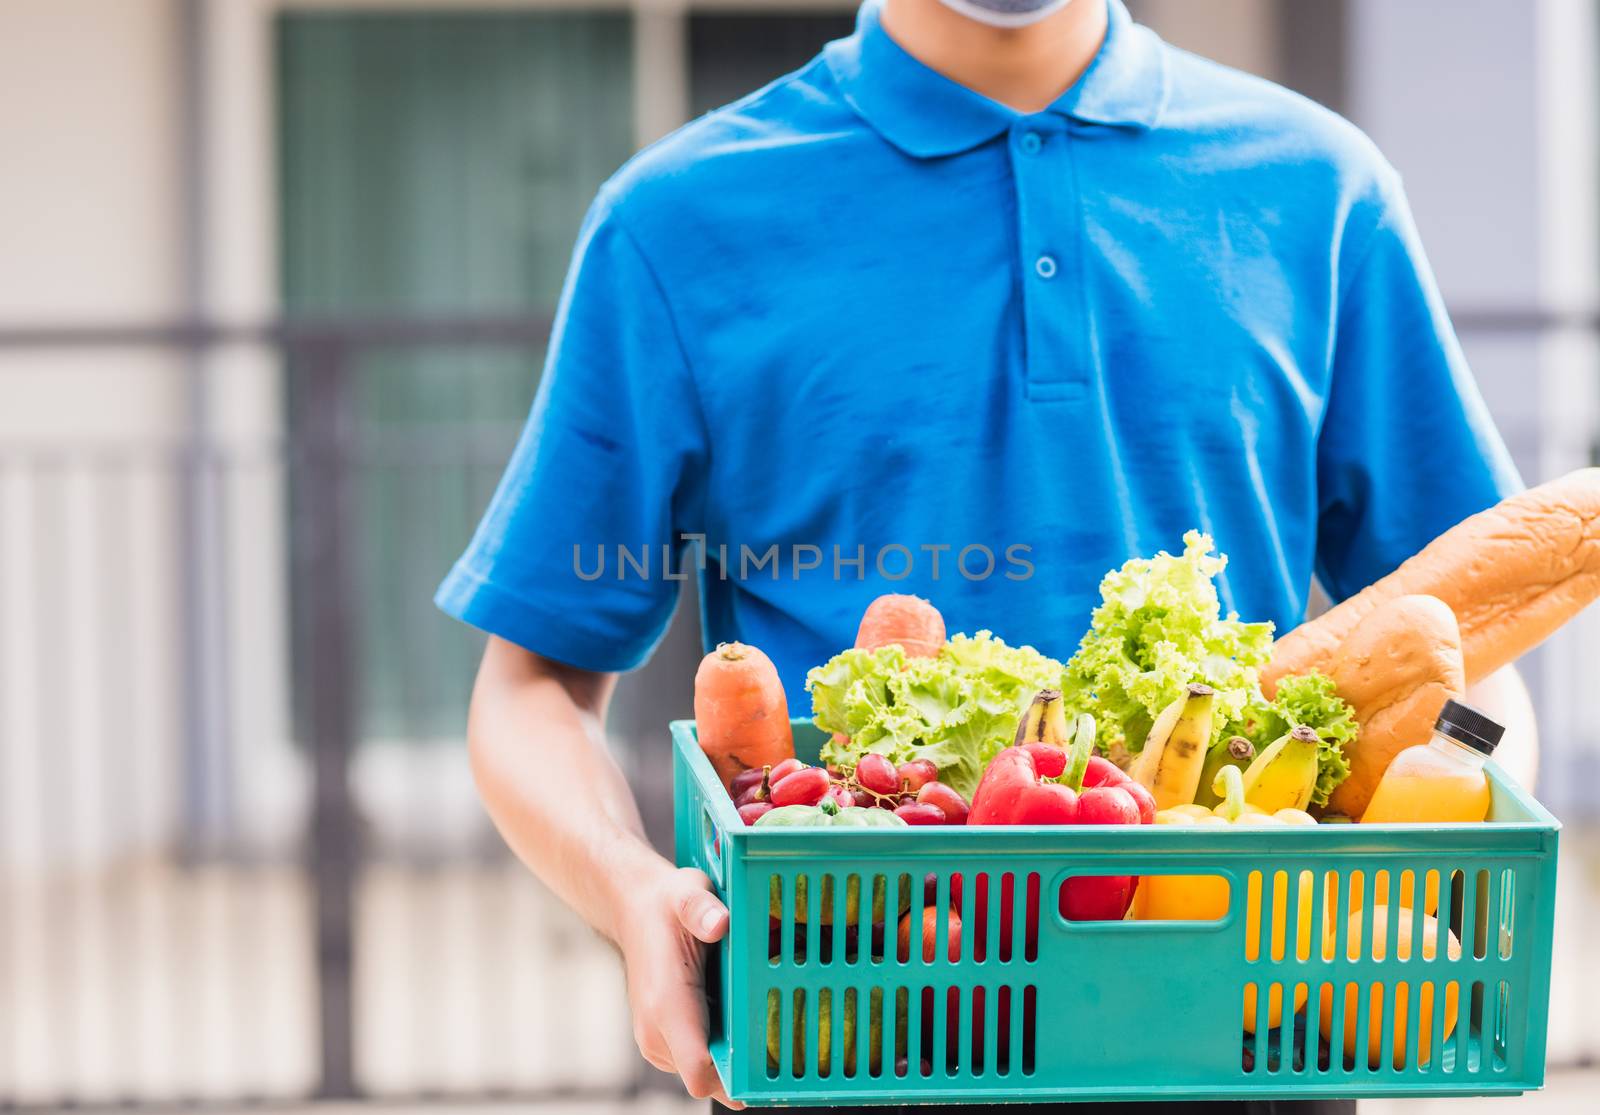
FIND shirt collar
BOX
[824,0,1169,159]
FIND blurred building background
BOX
[1,0,1598,1107]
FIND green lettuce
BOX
[1061,531,1274,751]
[1059,530,1356,806]
[807,632,1066,799]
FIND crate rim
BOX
[671,717,1562,840]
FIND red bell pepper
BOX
[969,713,1154,922]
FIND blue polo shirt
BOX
[437,0,1519,701]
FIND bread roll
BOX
[1322,595,1465,817]
[1266,468,1600,693]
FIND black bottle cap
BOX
[1434,699,1505,755]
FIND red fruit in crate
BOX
[894,801,946,826]
[769,758,806,784]
[729,767,767,798]
[897,906,962,962]
[738,802,774,825]
[897,759,939,793]
[770,766,830,806]
[1019,742,1066,778]
[916,781,970,825]
[1061,874,1138,922]
[734,779,770,808]
[825,785,855,809]
[855,752,900,797]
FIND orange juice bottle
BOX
[1359,701,1503,913]
[1362,700,1503,824]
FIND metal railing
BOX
[0,315,690,1105]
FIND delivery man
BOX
[437,0,1537,1110]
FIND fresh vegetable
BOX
[769,757,806,784]
[730,766,767,799]
[1131,766,1317,1032]
[757,798,905,926]
[694,642,794,789]
[968,692,1149,920]
[855,593,947,658]
[1060,532,1357,807]
[738,801,773,825]
[768,987,873,1077]
[1061,531,1271,752]
[1239,724,1322,812]
[809,632,1068,799]
[754,798,906,829]
[896,907,965,1070]
[1129,684,1216,809]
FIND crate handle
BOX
[700,802,725,888]
[1042,866,1243,934]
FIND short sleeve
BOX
[435,193,708,671]
[1314,170,1522,601]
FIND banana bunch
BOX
[1129,684,1216,809]
[1238,724,1322,812]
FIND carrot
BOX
[854,594,946,658]
[694,642,794,789]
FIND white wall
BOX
[0,0,302,869]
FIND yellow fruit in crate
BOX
[1242,868,1318,1033]
[1318,905,1461,1067]
[769,874,881,927]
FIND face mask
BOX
[934,0,1077,30]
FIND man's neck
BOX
[881,0,1109,114]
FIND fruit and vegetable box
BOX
[676,719,1558,1106]
[675,474,1597,1106]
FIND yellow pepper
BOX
[1133,766,1318,1032]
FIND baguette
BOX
[1322,595,1465,817]
[1265,468,1600,694]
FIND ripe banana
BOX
[1194,736,1256,809]
[1127,692,1185,783]
[1131,684,1216,809]
[1014,688,1069,747]
[1240,724,1321,812]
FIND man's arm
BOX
[1464,663,1538,788]
[467,635,742,1108]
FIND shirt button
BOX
[1035,254,1058,279]
[1020,131,1043,155]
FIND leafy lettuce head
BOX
[807,632,1066,799]
[1061,531,1274,752]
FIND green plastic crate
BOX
[673,719,1559,1106]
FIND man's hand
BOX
[617,865,742,1109]
[467,638,744,1108]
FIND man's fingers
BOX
[661,1017,739,1107]
[672,869,730,943]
